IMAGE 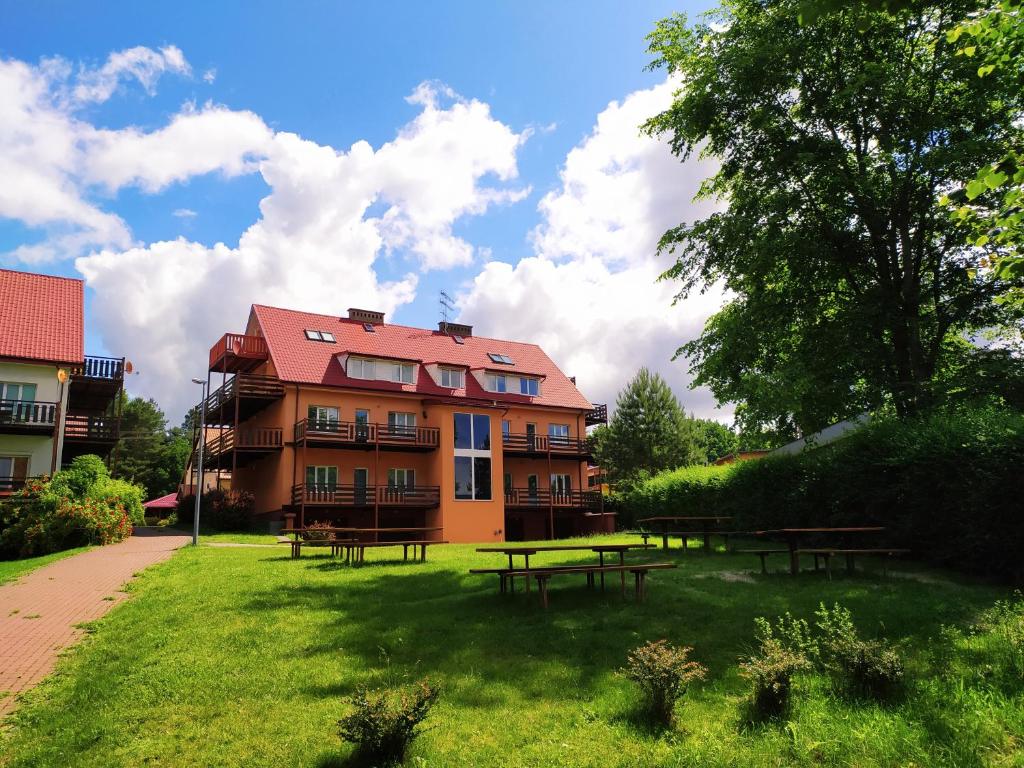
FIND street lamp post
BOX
[191,377,208,546]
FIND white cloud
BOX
[459,78,731,421]
[74,82,528,417]
[72,45,190,104]
[172,208,197,218]
[202,68,216,84]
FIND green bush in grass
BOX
[740,618,811,719]
[337,679,439,766]
[622,639,707,727]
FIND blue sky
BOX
[0,1,727,421]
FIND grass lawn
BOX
[1,536,1021,767]
[0,547,91,586]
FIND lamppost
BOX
[191,377,208,546]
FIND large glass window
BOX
[453,412,492,500]
[519,377,539,396]
[440,367,463,388]
[0,383,36,402]
[348,358,375,379]
[388,468,415,489]
[485,374,506,393]
[308,405,340,430]
[549,423,570,447]
[391,362,414,384]
[388,411,416,438]
[305,465,338,489]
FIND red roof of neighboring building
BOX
[143,492,179,509]
[0,268,84,366]
[250,304,593,411]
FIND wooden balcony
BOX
[503,488,601,511]
[0,400,57,435]
[294,419,441,452]
[209,333,269,373]
[203,373,285,426]
[501,432,592,458]
[291,484,441,508]
[203,426,283,469]
[63,413,119,443]
[68,356,124,412]
[70,356,124,382]
[585,404,608,426]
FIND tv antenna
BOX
[439,290,455,329]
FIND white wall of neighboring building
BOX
[771,413,872,456]
[0,360,72,477]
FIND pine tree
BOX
[595,368,703,483]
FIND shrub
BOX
[622,639,707,727]
[89,477,145,525]
[49,454,108,498]
[741,619,811,719]
[337,679,439,765]
[619,406,1024,583]
[176,489,254,531]
[975,592,1024,679]
[815,603,905,699]
[302,520,335,542]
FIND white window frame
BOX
[551,473,572,495]
[308,405,340,426]
[520,377,539,396]
[387,411,416,439]
[348,358,376,380]
[485,373,507,393]
[388,468,416,489]
[305,465,338,488]
[391,362,415,384]
[440,367,463,388]
[453,412,492,501]
[0,382,37,402]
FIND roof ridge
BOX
[0,267,84,285]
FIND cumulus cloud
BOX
[459,78,730,421]
[72,45,190,104]
[74,82,528,417]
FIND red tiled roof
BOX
[250,304,593,411]
[0,269,84,366]
[143,493,179,509]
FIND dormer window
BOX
[487,352,514,365]
[440,367,464,388]
[349,357,376,379]
[390,362,415,384]
[485,373,507,393]
[519,377,539,396]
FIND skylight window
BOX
[320,331,335,343]
[304,329,322,341]
[363,323,375,333]
[453,335,465,345]
[487,352,514,365]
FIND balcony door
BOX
[305,465,338,497]
[527,474,539,503]
[353,468,368,505]
[308,405,339,433]
[550,474,571,504]
[388,411,416,440]
[354,409,370,442]
[525,422,536,451]
[549,424,570,448]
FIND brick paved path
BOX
[0,528,191,717]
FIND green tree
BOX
[111,395,189,498]
[692,418,739,462]
[594,368,704,483]
[644,1,1024,434]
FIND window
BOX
[308,405,340,430]
[440,367,463,388]
[519,377,539,396]
[485,373,507,393]
[487,352,514,365]
[549,423,570,447]
[390,362,415,384]
[349,358,376,379]
[304,329,322,341]
[502,420,511,441]
[320,331,335,343]
[363,323,376,333]
[388,411,416,438]
[503,473,512,494]
[388,468,415,490]
[452,335,465,344]
[0,383,36,402]
[0,456,29,488]
[453,413,491,500]
[551,474,571,496]
[305,465,338,489]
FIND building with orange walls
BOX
[199,305,610,543]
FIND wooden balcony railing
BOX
[205,427,283,459]
[294,419,441,450]
[501,433,592,455]
[503,488,602,510]
[291,484,441,507]
[0,400,57,430]
[204,373,285,415]
[585,403,608,426]
[70,356,124,381]
[209,333,269,371]
[63,414,118,442]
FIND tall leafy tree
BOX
[111,395,190,498]
[593,368,703,483]
[644,0,1024,435]
[691,418,740,462]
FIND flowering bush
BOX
[338,679,440,765]
[0,455,139,557]
[622,639,707,727]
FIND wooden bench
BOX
[736,548,790,574]
[797,548,911,579]
[344,540,448,564]
[281,539,349,559]
[490,563,676,608]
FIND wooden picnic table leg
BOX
[619,551,626,595]
[758,552,768,574]
[538,576,549,609]
[788,538,800,576]
[524,554,531,593]
[598,552,606,591]
[703,529,712,552]
[661,532,669,551]
[845,553,855,574]
[403,544,409,561]
[421,544,426,562]
[681,534,688,554]
[824,554,832,581]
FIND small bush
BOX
[975,592,1024,679]
[176,489,254,531]
[622,639,707,727]
[816,603,905,699]
[302,520,336,542]
[337,679,439,765]
[741,618,811,718]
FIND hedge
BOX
[618,407,1024,583]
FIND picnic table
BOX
[280,526,444,562]
[749,527,888,575]
[473,543,655,594]
[636,516,734,552]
